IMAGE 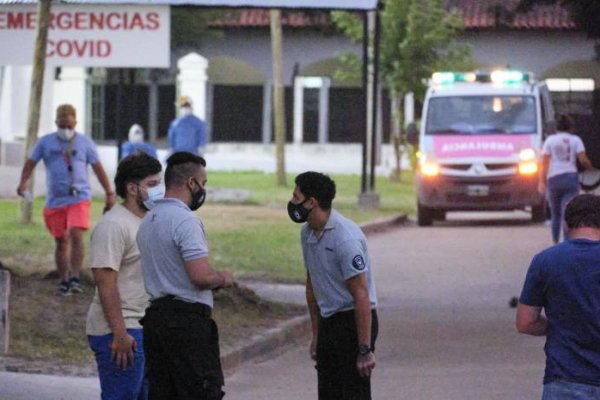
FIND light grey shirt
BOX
[301,209,377,318]
[136,198,213,307]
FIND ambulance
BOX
[415,70,555,226]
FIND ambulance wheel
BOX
[432,209,446,221]
[417,204,433,226]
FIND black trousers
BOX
[316,309,379,400]
[140,296,225,400]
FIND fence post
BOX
[0,269,10,354]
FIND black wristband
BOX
[358,344,371,356]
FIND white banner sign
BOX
[0,4,170,67]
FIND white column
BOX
[53,67,88,135]
[262,80,273,144]
[404,92,415,126]
[318,78,330,144]
[0,66,30,140]
[293,76,304,144]
[177,53,208,119]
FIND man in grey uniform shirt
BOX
[287,171,378,400]
[137,151,234,400]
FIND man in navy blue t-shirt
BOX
[517,193,600,399]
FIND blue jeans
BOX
[543,380,600,399]
[88,329,148,400]
[547,172,579,243]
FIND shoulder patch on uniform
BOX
[352,255,366,271]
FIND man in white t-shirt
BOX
[86,152,163,400]
[539,114,594,243]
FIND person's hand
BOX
[110,333,136,370]
[219,271,235,288]
[537,181,546,195]
[104,192,116,213]
[356,351,376,378]
[309,337,317,361]
[16,183,27,198]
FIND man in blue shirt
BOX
[288,171,378,400]
[167,96,207,156]
[121,124,158,160]
[17,104,115,296]
[517,193,600,399]
[137,152,234,399]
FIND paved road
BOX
[224,211,552,399]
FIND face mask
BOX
[190,179,206,211]
[57,128,75,141]
[141,184,165,211]
[128,124,144,144]
[180,106,193,117]
[287,199,310,223]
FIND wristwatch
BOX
[358,344,371,356]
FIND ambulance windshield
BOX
[425,96,536,135]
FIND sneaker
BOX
[68,278,84,294]
[56,281,72,297]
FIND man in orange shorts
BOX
[17,104,115,296]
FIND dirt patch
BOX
[2,274,305,377]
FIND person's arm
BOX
[183,257,234,290]
[538,154,550,195]
[91,162,116,210]
[346,273,376,378]
[16,159,38,197]
[577,152,595,171]
[92,268,136,370]
[306,273,320,361]
[516,303,548,336]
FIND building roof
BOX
[455,0,575,30]
[211,0,576,30]
[0,0,379,10]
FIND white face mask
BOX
[143,184,165,210]
[57,128,75,141]
[128,124,145,144]
[180,106,193,117]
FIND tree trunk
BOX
[390,91,404,182]
[21,0,51,223]
[270,9,287,187]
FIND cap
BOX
[177,96,193,108]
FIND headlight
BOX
[519,148,536,161]
[421,162,440,177]
[518,161,538,175]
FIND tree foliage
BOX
[332,0,471,101]
[332,0,471,180]
[171,7,224,49]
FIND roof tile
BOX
[211,0,576,30]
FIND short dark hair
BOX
[165,151,206,188]
[564,194,600,230]
[295,171,336,211]
[114,152,162,198]
[556,113,575,132]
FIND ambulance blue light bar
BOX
[431,70,531,85]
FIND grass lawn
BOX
[0,170,415,366]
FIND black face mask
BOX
[287,198,310,223]
[190,178,206,211]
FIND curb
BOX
[220,213,407,372]
[221,314,312,372]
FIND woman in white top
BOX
[539,114,594,243]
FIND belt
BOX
[149,295,212,318]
